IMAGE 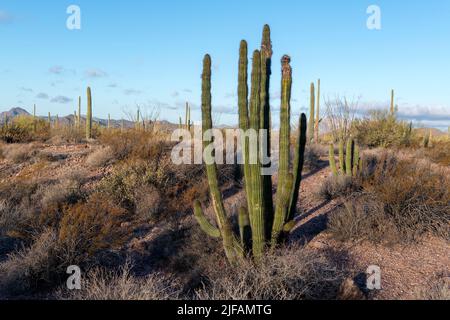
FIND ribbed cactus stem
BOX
[48,112,51,126]
[78,96,81,129]
[352,143,360,177]
[329,144,338,177]
[338,139,345,174]
[248,50,266,259]
[308,82,315,143]
[345,139,353,176]
[238,207,251,249]
[200,54,239,264]
[315,79,321,143]
[287,113,307,223]
[238,40,253,223]
[272,55,292,246]
[390,89,395,115]
[86,87,92,139]
[260,25,274,237]
[193,200,221,238]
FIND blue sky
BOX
[0,0,449,129]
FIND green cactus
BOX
[48,112,51,126]
[345,139,353,176]
[86,87,92,139]
[315,79,320,143]
[330,139,360,178]
[338,139,345,174]
[308,82,315,143]
[108,114,111,129]
[329,144,338,177]
[194,26,307,263]
[33,104,37,132]
[390,89,395,115]
[78,96,81,130]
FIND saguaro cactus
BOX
[308,82,315,143]
[108,114,111,129]
[390,89,395,115]
[78,96,81,130]
[193,26,307,263]
[315,79,321,143]
[86,87,92,139]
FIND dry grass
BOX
[86,146,115,168]
[56,263,180,300]
[327,152,450,244]
[1,143,40,163]
[196,245,349,300]
[414,277,450,300]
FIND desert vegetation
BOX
[0,24,449,301]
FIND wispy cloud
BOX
[0,11,13,24]
[124,89,142,96]
[19,87,33,93]
[51,96,73,104]
[49,66,65,74]
[183,89,192,93]
[108,83,118,88]
[171,91,180,98]
[36,92,49,99]
[85,68,108,78]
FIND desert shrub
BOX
[86,146,115,168]
[47,125,85,144]
[0,229,67,295]
[315,175,360,201]
[98,130,170,161]
[328,154,450,243]
[58,193,131,258]
[134,185,162,222]
[353,110,412,148]
[1,143,40,163]
[0,116,50,143]
[56,263,180,300]
[418,139,450,166]
[304,144,327,171]
[196,245,349,300]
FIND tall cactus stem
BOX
[329,144,338,177]
[86,87,92,139]
[308,82,315,143]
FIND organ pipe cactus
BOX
[86,87,92,139]
[329,138,360,177]
[193,26,307,263]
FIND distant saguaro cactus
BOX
[390,89,395,115]
[315,79,321,143]
[86,87,92,139]
[78,96,81,129]
[308,82,315,143]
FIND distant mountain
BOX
[0,107,30,120]
[0,107,178,130]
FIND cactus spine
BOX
[194,26,307,263]
[86,87,92,139]
[308,82,315,143]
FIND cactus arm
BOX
[260,25,275,239]
[193,200,221,238]
[237,40,254,228]
[272,55,292,246]
[345,139,353,176]
[248,50,266,259]
[272,173,293,246]
[201,54,238,264]
[287,113,307,222]
[329,144,338,177]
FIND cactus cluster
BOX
[329,139,361,177]
[179,103,192,131]
[193,25,307,263]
